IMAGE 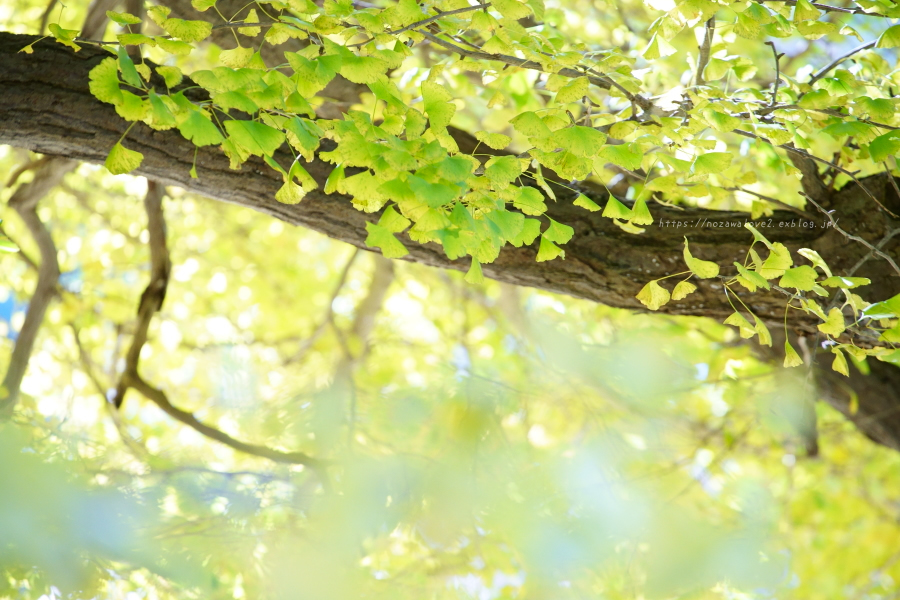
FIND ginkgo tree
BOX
[3,0,900,595]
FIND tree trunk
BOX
[3,32,900,451]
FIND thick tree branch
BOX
[3,32,879,330]
[0,157,75,416]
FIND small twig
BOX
[284,248,360,365]
[38,0,59,35]
[804,193,900,278]
[694,17,714,87]
[765,42,785,107]
[758,0,890,18]
[725,187,814,219]
[417,30,653,112]
[808,40,876,87]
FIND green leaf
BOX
[115,91,148,120]
[117,33,155,46]
[602,197,633,220]
[484,156,523,186]
[551,126,606,157]
[636,280,670,310]
[465,259,484,284]
[818,307,846,337]
[475,131,511,150]
[192,0,218,10]
[832,348,850,376]
[754,315,773,346]
[156,38,193,56]
[422,81,456,131]
[513,187,547,216]
[487,209,525,241]
[365,222,408,258]
[798,89,834,109]
[734,262,770,290]
[672,280,697,300]
[869,131,900,162]
[797,248,833,277]
[536,236,565,261]
[162,18,212,42]
[862,293,900,319]
[224,120,285,156]
[744,223,773,249]
[597,145,642,171]
[89,58,123,105]
[877,24,900,48]
[784,340,804,367]
[724,312,757,339]
[510,112,552,138]
[379,206,411,233]
[147,92,177,130]
[178,110,225,146]
[760,242,793,278]
[117,47,142,88]
[683,238,719,279]
[156,67,183,88]
[492,0,532,19]
[630,198,653,226]
[793,0,821,20]
[543,219,574,244]
[703,109,742,133]
[49,23,80,51]
[341,55,389,84]
[574,194,601,212]
[509,218,541,247]
[105,142,143,175]
[219,46,254,68]
[238,8,261,36]
[821,276,870,289]
[691,152,733,176]
[779,265,818,291]
[106,10,143,24]
[555,77,589,103]
[325,164,345,194]
[275,182,306,204]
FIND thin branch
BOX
[110,183,327,474]
[349,3,491,47]
[765,41,784,107]
[808,40,876,87]
[0,158,75,417]
[694,17,715,87]
[804,193,900,278]
[128,373,328,471]
[418,30,653,111]
[70,323,151,461]
[284,248,360,365]
[734,129,898,217]
[725,186,814,218]
[759,0,890,18]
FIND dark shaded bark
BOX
[3,32,900,451]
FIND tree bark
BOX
[3,32,900,450]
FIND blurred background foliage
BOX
[2,0,900,597]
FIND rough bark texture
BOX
[3,32,900,451]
